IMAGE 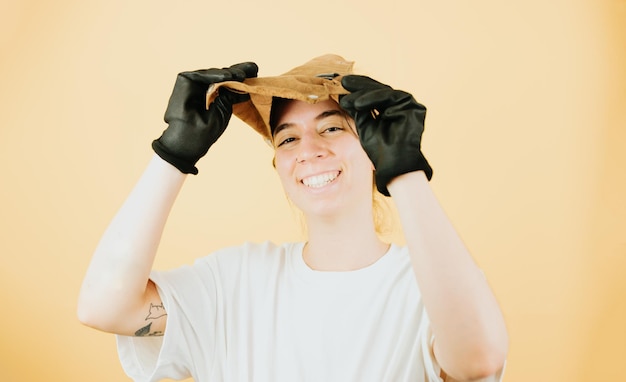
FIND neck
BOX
[303,209,389,271]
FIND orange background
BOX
[1,1,624,381]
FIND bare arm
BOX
[77,63,258,336]
[339,74,508,380]
[77,155,185,336]
[388,171,508,380]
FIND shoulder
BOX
[152,241,301,295]
[380,243,411,269]
[193,241,300,274]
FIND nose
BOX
[296,133,328,163]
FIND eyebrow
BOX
[272,109,344,138]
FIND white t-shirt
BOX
[116,241,502,382]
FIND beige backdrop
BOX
[1,0,624,381]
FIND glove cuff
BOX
[152,140,199,175]
[375,152,433,196]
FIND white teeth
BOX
[302,171,339,188]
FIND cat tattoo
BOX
[145,302,167,320]
[134,303,167,337]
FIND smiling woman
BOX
[269,97,389,235]
[272,99,376,226]
[77,54,509,381]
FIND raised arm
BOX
[77,155,185,336]
[340,75,508,380]
[389,172,508,381]
[77,62,258,336]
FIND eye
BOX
[276,136,296,147]
[323,126,344,133]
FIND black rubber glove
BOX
[152,62,258,174]
[339,75,433,196]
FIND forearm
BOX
[78,154,186,330]
[388,171,508,380]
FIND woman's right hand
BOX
[152,62,258,174]
[78,63,257,336]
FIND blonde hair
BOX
[372,185,392,236]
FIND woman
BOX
[78,55,508,381]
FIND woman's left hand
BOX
[339,75,433,196]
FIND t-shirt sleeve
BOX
[418,310,444,381]
[116,258,224,381]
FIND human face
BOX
[272,99,375,217]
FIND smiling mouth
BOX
[301,171,340,188]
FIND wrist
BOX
[151,139,199,175]
[375,151,433,196]
[386,171,430,196]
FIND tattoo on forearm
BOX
[134,302,167,337]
